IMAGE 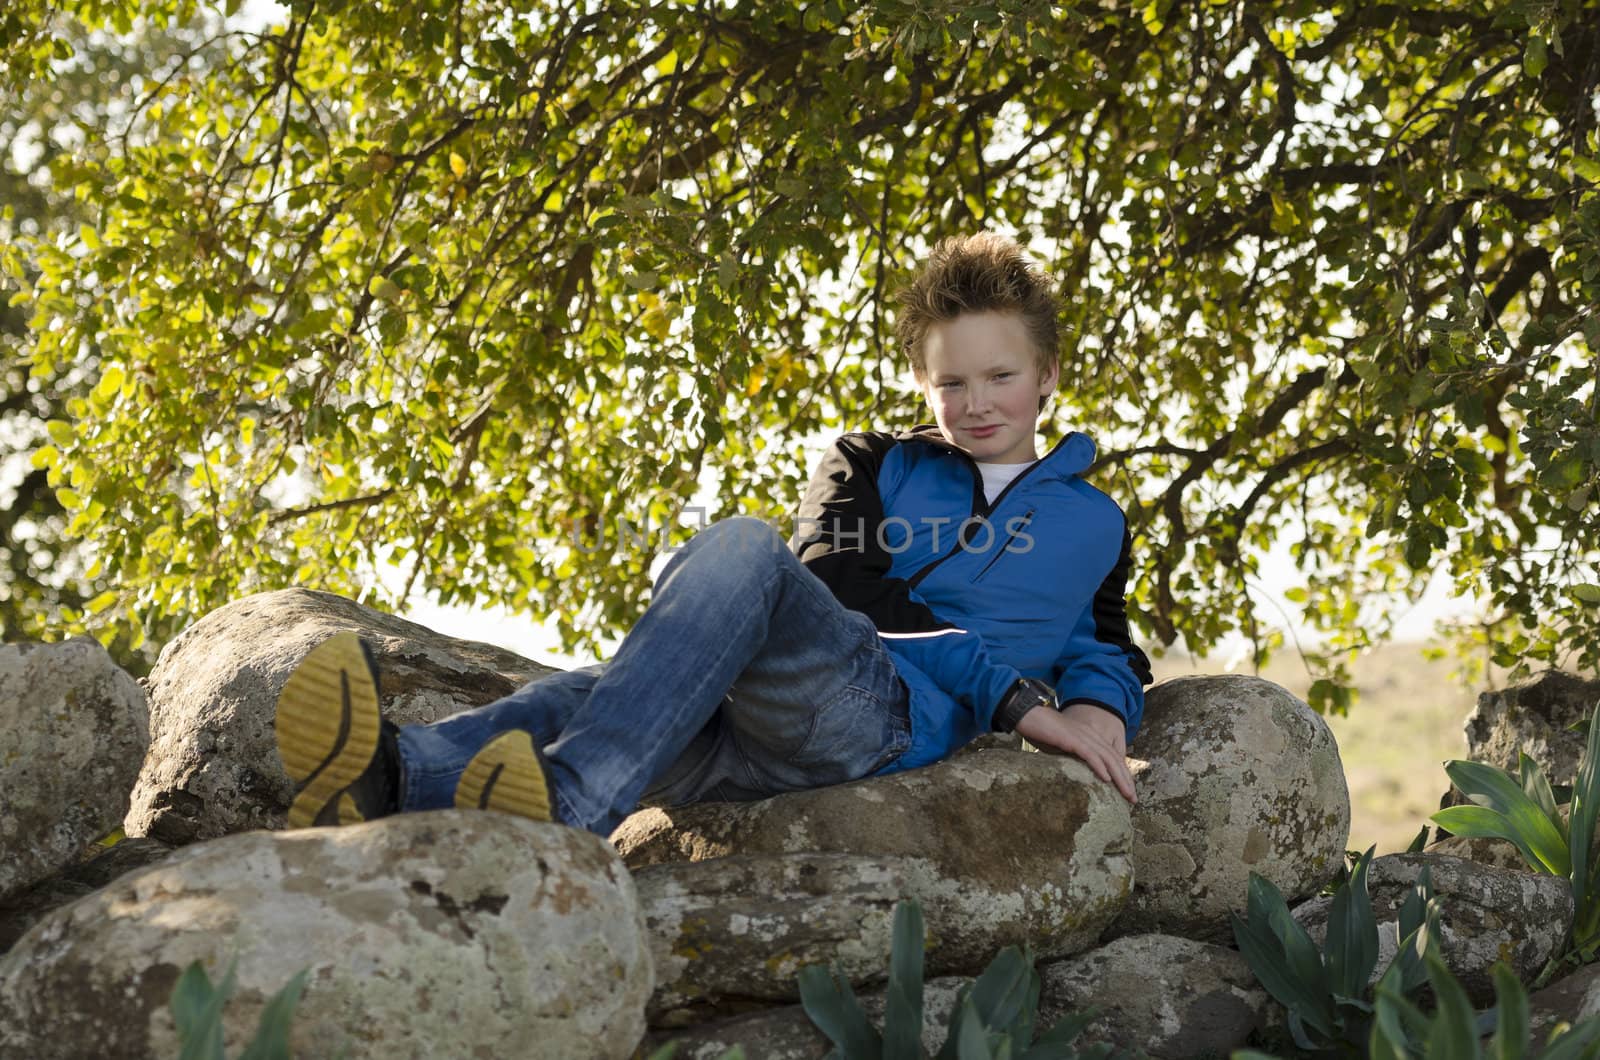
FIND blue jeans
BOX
[394,516,913,836]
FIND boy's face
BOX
[918,311,1059,465]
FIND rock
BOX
[1291,853,1571,1005]
[125,588,556,844]
[635,853,910,1025]
[1464,669,1600,780]
[1109,675,1350,943]
[0,812,653,1059]
[0,639,149,901]
[637,976,973,1060]
[1529,962,1600,1043]
[1037,934,1270,1058]
[613,746,1134,977]
[0,837,173,954]
[1425,833,1534,873]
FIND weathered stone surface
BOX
[635,853,911,1025]
[0,639,149,901]
[614,746,1134,976]
[637,977,973,1060]
[1426,832,1534,873]
[1038,934,1270,1058]
[1464,669,1600,779]
[1109,675,1350,943]
[1292,853,1571,1005]
[0,812,653,1059]
[0,837,173,954]
[125,588,556,844]
[1529,963,1600,1043]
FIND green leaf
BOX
[1519,753,1563,834]
[1370,985,1426,1059]
[953,995,993,1060]
[1568,701,1600,950]
[79,223,100,249]
[1452,447,1493,477]
[798,964,881,1056]
[172,959,235,1060]
[45,419,74,447]
[368,275,403,302]
[1441,759,1570,874]
[1572,585,1600,605]
[883,900,925,1060]
[1525,35,1548,77]
[965,945,1034,1037]
[1423,951,1483,1060]
[1574,157,1600,185]
[1487,962,1528,1060]
[1326,846,1380,1000]
[94,364,125,401]
[1231,877,1336,1039]
[238,967,309,1060]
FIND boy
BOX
[274,232,1152,838]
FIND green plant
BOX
[1369,955,1600,1059]
[1231,846,1441,1056]
[170,959,310,1060]
[1432,699,1600,960]
[796,899,1117,1059]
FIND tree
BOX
[4,0,1597,707]
[1,13,223,670]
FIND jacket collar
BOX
[896,423,1096,480]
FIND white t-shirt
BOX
[977,460,1036,505]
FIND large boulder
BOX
[1463,669,1600,780]
[1109,675,1350,942]
[0,837,173,955]
[1291,852,1571,1005]
[1037,934,1270,1058]
[0,639,149,901]
[614,745,1134,978]
[0,812,653,1059]
[635,853,911,1026]
[125,588,556,844]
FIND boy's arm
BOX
[1048,522,1153,746]
[790,432,1021,730]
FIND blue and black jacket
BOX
[789,424,1152,773]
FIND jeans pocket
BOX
[791,648,908,780]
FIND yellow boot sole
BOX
[454,730,552,822]
[275,631,381,829]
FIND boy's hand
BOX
[1014,702,1137,804]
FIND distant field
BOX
[1146,640,1513,855]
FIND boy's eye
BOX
[938,381,963,389]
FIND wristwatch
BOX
[991,677,1059,733]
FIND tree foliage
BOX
[3,0,1597,703]
[1,15,222,668]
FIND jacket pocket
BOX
[972,509,1035,583]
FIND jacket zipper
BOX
[903,432,1071,589]
[972,508,1035,583]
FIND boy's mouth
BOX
[965,425,1001,438]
